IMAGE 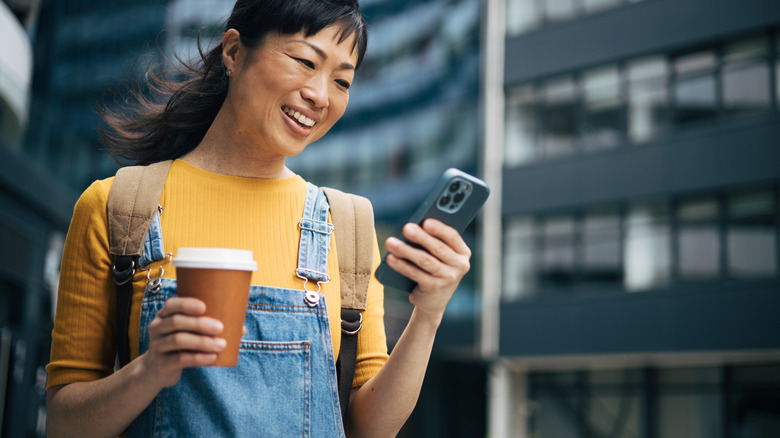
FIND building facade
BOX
[0,0,60,435]
[1,0,178,435]
[487,0,780,436]
[3,0,486,435]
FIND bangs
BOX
[229,0,368,69]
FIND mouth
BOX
[282,106,316,128]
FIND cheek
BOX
[330,94,350,120]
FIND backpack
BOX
[105,159,374,425]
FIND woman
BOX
[46,0,471,436]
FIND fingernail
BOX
[215,338,227,349]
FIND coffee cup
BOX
[173,247,257,367]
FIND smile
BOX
[282,106,316,128]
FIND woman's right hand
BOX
[140,297,226,389]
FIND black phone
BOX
[374,168,490,293]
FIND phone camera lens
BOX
[449,182,460,192]
[454,192,465,203]
[439,195,451,207]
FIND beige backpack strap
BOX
[107,160,173,257]
[107,159,172,368]
[322,187,374,424]
[322,187,375,311]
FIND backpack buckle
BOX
[341,312,362,335]
[112,258,135,286]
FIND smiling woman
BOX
[99,0,366,170]
[184,25,358,176]
[45,0,477,437]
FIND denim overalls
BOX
[126,183,346,437]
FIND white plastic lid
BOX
[173,247,258,271]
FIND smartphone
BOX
[374,168,490,293]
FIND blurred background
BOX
[0,0,778,436]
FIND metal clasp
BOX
[296,270,330,307]
[140,252,172,294]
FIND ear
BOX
[222,29,242,73]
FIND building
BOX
[0,0,180,435]
[486,0,780,436]
[0,0,58,435]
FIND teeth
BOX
[283,107,315,127]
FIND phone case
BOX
[374,168,490,293]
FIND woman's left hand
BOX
[384,218,471,321]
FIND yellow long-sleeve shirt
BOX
[47,159,388,390]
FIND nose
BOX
[301,74,329,109]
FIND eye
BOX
[295,58,315,68]
[335,79,351,89]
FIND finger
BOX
[421,219,471,257]
[400,224,456,267]
[385,253,431,284]
[174,352,219,368]
[156,297,207,319]
[399,223,469,269]
[149,313,224,339]
[155,351,219,369]
[152,331,227,355]
[385,235,442,276]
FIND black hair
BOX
[100,0,367,165]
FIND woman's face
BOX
[223,25,358,159]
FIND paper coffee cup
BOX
[173,248,257,367]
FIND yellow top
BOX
[47,159,388,390]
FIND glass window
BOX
[583,0,621,15]
[722,37,771,114]
[726,189,778,277]
[503,217,537,300]
[581,66,623,151]
[582,208,622,287]
[658,367,724,438]
[529,378,581,438]
[540,76,578,159]
[506,0,542,36]
[540,216,576,290]
[544,0,577,22]
[588,371,642,438]
[628,56,670,143]
[776,59,780,108]
[505,85,538,166]
[677,198,720,279]
[776,33,780,106]
[529,370,642,438]
[673,51,718,125]
[727,364,780,438]
[624,202,671,291]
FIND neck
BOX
[182,108,295,179]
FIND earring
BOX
[226,68,233,77]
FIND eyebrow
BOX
[295,40,355,71]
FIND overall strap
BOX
[107,160,172,368]
[322,187,375,424]
[296,183,334,306]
